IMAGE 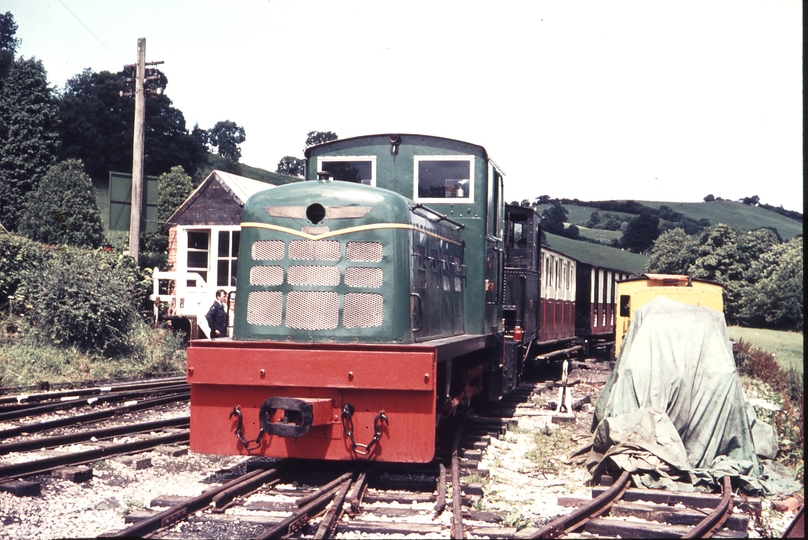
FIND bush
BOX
[18,246,140,355]
[0,234,45,310]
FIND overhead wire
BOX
[57,0,124,64]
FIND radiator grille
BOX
[287,265,340,286]
[252,240,284,260]
[343,293,384,328]
[250,265,283,286]
[289,240,340,260]
[346,241,383,262]
[286,291,339,330]
[246,291,283,326]
[344,267,383,288]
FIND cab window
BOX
[414,156,474,202]
[317,157,375,185]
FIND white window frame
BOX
[317,155,377,186]
[413,155,475,204]
[177,225,241,291]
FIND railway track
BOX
[102,405,508,538]
[0,377,190,494]
[0,369,784,538]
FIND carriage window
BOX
[318,157,375,185]
[414,156,473,202]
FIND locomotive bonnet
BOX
[235,180,465,344]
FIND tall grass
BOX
[734,338,803,470]
[0,318,185,388]
[728,326,803,374]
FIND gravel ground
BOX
[0,366,803,539]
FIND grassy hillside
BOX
[543,232,649,274]
[538,200,801,240]
[534,204,635,225]
[641,200,802,240]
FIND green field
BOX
[574,225,622,244]
[634,200,802,240]
[728,326,804,374]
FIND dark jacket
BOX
[205,301,228,338]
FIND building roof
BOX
[162,170,275,232]
[543,232,648,275]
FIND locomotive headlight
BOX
[306,203,326,224]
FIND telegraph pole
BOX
[128,38,146,263]
[124,39,163,264]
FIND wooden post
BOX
[129,38,146,263]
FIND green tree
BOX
[56,69,129,180]
[17,159,104,248]
[57,69,207,182]
[687,224,778,323]
[620,212,659,253]
[157,165,194,225]
[535,195,551,205]
[585,211,601,228]
[646,228,696,274]
[540,202,568,235]
[208,120,246,161]
[0,56,60,231]
[740,237,803,330]
[276,156,304,176]
[563,224,581,240]
[305,130,338,147]
[0,11,20,82]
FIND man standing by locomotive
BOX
[205,289,228,339]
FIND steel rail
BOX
[530,470,632,539]
[0,430,189,481]
[451,411,471,539]
[0,384,190,420]
[348,464,376,515]
[683,475,734,538]
[0,375,187,400]
[211,468,283,510]
[314,474,356,539]
[254,471,354,540]
[0,415,189,454]
[0,391,189,439]
[103,464,285,538]
[783,505,804,538]
[0,377,187,405]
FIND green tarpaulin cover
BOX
[577,296,798,494]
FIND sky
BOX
[6,0,804,213]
